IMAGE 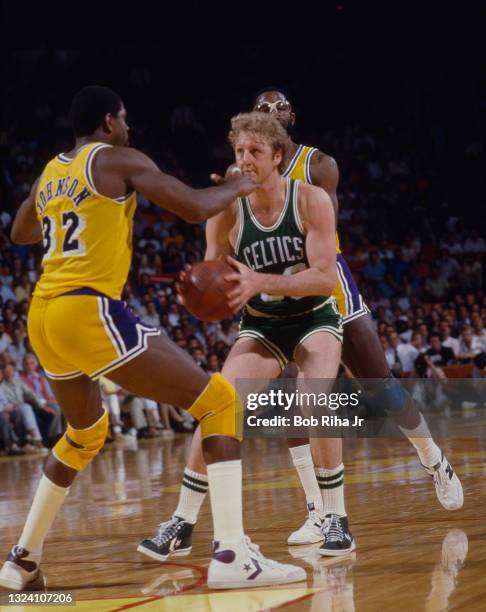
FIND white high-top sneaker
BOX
[0,546,46,590]
[207,536,306,589]
[288,508,325,545]
[424,453,464,511]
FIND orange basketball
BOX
[181,260,236,322]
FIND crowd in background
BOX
[0,48,484,456]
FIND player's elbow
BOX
[181,208,205,224]
[10,225,32,245]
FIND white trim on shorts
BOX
[294,325,343,361]
[44,368,84,381]
[342,299,370,324]
[237,329,287,371]
[90,324,161,380]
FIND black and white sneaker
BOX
[0,546,46,590]
[137,517,194,562]
[319,514,356,557]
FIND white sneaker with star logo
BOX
[208,535,306,589]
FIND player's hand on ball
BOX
[224,256,262,313]
[210,168,258,197]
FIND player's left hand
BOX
[224,256,262,313]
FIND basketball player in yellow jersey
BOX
[252,88,463,539]
[0,86,306,591]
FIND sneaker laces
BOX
[152,518,184,546]
[323,515,344,543]
[307,510,324,529]
[243,536,281,569]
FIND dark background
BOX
[1,2,484,219]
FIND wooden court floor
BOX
[0,428,485,611]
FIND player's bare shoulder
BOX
[94,145,152,174]
[308,149,339,193]
[296,181,334,232]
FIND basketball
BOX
[181,260,236,321]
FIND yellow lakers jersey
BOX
[283,144,341,254]
[34,142,136,300]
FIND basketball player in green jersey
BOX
[139,90,463,562]
[139,111,356,562]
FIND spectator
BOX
[439,321,460,357]
[363,250,386,286]
[0,384,24,455]
[0,366,48,452]
[6,328,27,368]
[190,347,207,368]
[140,301,160,328]
[0,319,12,353]
[411,331,427,354]
[424,267,450,302]
[120,391,157,438]
[388,330,419,374]
[388,248,409,284]
[20,353,63,443]
[472,317,486,352]
[426,333,456,366]
[206,353,221,373]
[457,326,481,363]
[216,320,238,346]
[168,303,181,327]
[99,377,127,440]
[381,334,396,373]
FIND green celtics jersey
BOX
[234,178,329,317]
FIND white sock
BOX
[288,444,324,515]
[207,460,244,543]
[18,474,70,563]
[399,413,442,468]
[316,463,346,516]
[173,467,208,524]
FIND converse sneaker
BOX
[207,536,307,589]
[137,517,194,562]
[0,546,46,591]
[319,514,356,557]
[424,453,463,511]
[288,505,325,545]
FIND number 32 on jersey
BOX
[42,211,86,260]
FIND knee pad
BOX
[373,377,411,414]
[53,410,109,471]
[188,373,243,441]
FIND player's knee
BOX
[188,373,243,441]
[53,410,109,471]
[373,377,411,414]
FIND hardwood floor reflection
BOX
[0,431,485,611]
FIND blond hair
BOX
[228,112,289,171]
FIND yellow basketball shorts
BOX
[332,255,370,324]
[28,288,160,380]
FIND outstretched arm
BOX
[100,147,255,224]
[11,179,43,245]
